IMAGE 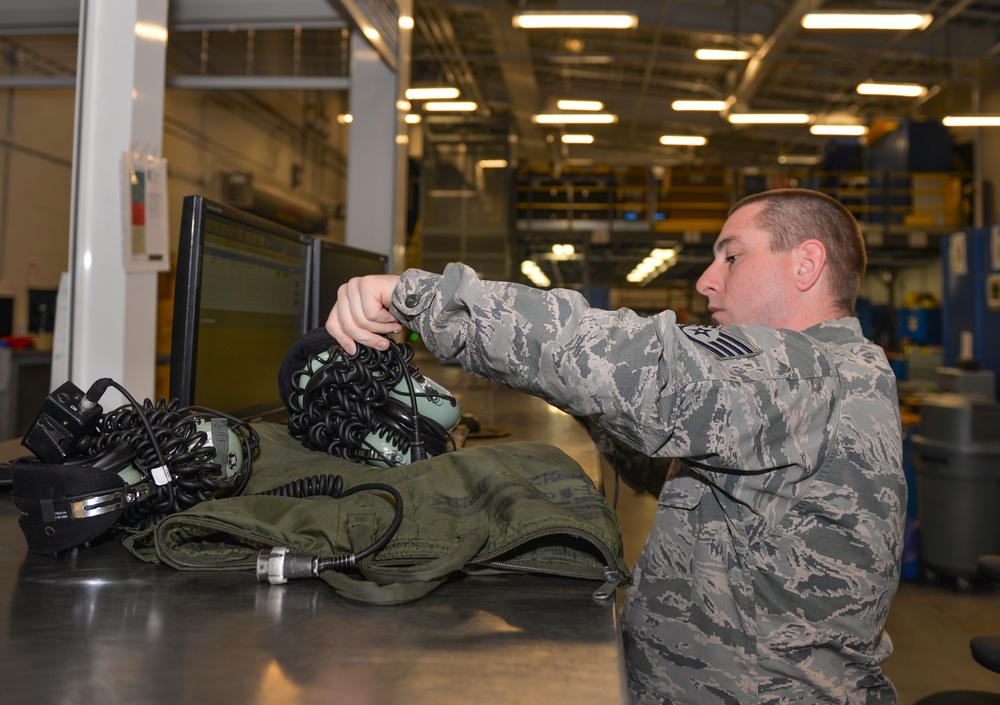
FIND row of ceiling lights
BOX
[521,244,577,288]
[403,79,999,131]
[520,244,681,289]
[627,248,679,286]
[508,10,935,31]
[355,8,994,287]
[388,7,999,151]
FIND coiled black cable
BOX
[74,389,258,531]
[257,483,403,584]
[256,474,344,498]
[254,475,405,577]
[285,340,456,466]
[388,341,424,462]
[326,482,404,562]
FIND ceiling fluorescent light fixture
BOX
[810,124,867,136]
[513,11,638,29]
[405,87,460,100]
[942,115,1000,127]
[561,134,595,144]
[521,260,551,288]
[672,100,728,112]
[778,154,822,165]
[551,244,576,258]
[695,49,751,60]
[627,248,678,285]
[727,113,811,124]
[557,99,604,111]
[424,101,478,112]
[801,12,932,30]
[134,22,168,43]
[533,113,618,124]
[856,81,927,97]
[660,135,708,146]
[478,159,508,168]
[404,114,422,124]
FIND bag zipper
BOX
[472,526,625,601]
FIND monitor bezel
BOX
[169,195,315,413]
[309,239,389,329]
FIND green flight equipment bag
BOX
[123,423,631,605]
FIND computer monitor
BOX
[170,195,314,421]
[310,239,389,328]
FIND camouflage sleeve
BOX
[391,264,665,455]
[391,264,838,477]
[573,414,670,495]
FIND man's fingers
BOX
[325,274,402,353]
[326,302,389,352]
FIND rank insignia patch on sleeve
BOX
[678,325,761,360]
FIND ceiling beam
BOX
[414,1,486,110]
[484,0,548,164]
[732,0,822,110]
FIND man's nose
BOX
[696,262,720,297]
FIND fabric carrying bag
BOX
[123,423,631,604]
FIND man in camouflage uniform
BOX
[326,188,906,705]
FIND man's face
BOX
[695,203,798,328]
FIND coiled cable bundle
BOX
[75,395,259,531]
[286,342,411,461]
[11,377,262,553]
[283,337,461,467]
[256,474,344,499]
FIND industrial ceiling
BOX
[408,0,1000,288]
[3,0,998,288]
[411,0,1000,169]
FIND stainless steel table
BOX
[0,486,628,705]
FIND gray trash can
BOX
[912,393,1000,578]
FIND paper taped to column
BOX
[121,150,169,273]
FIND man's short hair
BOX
[729,188,867,314]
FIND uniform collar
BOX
[803,317,866,344]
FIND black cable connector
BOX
[254,482,403,586]
[81,378,113,411]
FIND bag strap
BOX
[317,524,490,605]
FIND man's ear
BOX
[793,239,827,292]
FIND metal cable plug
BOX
[256,546,357,584]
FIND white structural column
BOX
[344,1,411,273]
[67,0,168,404]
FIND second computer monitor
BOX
[311,240,388,329]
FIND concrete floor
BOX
[417,351,1000,705]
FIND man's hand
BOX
[325,274,402,354]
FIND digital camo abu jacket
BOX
[392,263,906,705]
